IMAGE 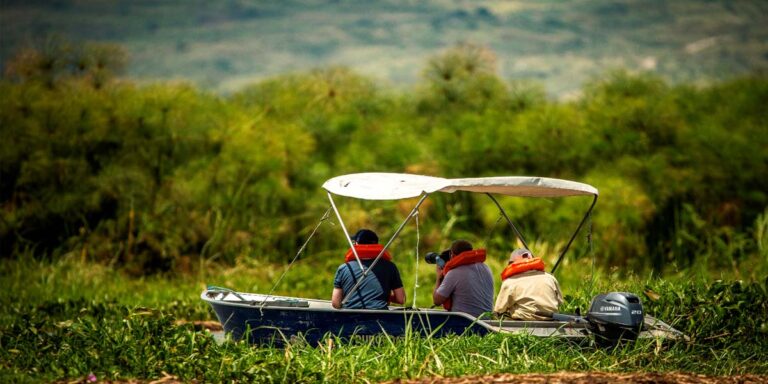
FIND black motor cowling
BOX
[586,292,644,348]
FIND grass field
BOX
[1,253,766,383]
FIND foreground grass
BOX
[1,257,767,383]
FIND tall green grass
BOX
[1,257,766,383]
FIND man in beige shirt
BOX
[493,248,563,320]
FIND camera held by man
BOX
[424,249,451,268]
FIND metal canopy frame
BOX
[326,175,599,305]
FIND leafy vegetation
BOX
[0,257,766,383]
[2,42,766,278]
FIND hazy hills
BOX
[1,0,767,97]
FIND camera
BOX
[425,249,451,268]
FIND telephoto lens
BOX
[424,252,439,264]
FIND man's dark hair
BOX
[351,229,379,244]
[450,239,473,256]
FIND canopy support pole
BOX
[485,193,530,251]
[341,192,430,306]
[551,194,598,275]
[411,209,420,309]
[328,192,364,271]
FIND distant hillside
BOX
[2,0,767,97]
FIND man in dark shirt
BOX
[332,229,406,309]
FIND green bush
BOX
[1,43,766,278]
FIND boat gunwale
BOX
[200,289,490,320]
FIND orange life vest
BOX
[344,244,392,263]
[440,249,487,311]
[500,257,545,280]
[344,244,395,304]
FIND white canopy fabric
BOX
[322,173,598,200]
[445,176,598,197]
[322,173,450,200]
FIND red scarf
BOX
[344,244,392,263]
[440,249,486,311]
[500,257,545,280]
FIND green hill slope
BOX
[2,0,767,96]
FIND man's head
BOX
[509,248,533,264]
[351,229,378,245]
[450,239,473,257]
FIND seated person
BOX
[433,240,494,318]
[493,248,563,320]
[332,229,406,309]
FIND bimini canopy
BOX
[322,173,598,200]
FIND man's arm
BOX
[433,290,448,305]
[433,264,448,305]
[331,287,343,309]
[389,263,406,305]
[391,287,406,305]
[493,282,512,315]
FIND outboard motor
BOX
[585,292,644,348]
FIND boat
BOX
[202,173,685,346]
